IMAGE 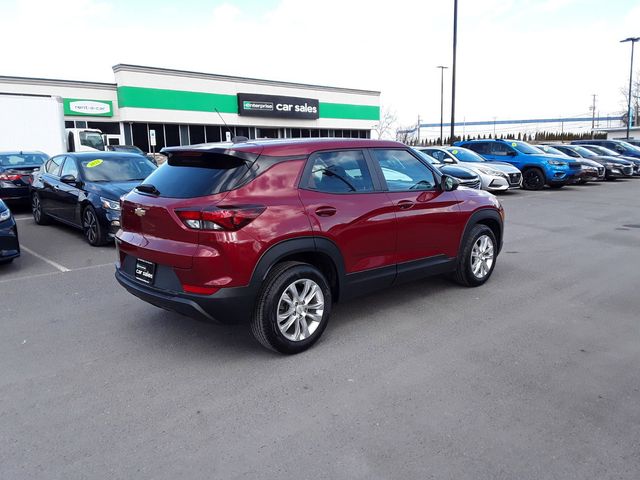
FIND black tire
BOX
[251,261,332,354]
[0,258,14,265]
[453,224,498,287]
[82,205,108,246]
[549,183,564,189]
[31,192,50,225]
[578,179,588,185]
[522,168,545,190]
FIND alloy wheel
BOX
[32,195,41,222]
[276,279,324,342]
[523,170,542,189]
[470,234,494,279]
[83,209,98,244]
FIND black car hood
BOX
[84,180,141,200]
[438,165,476,179]
[590,155,633,165]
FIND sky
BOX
[1,0,639,131]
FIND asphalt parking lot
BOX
[1,180,640,480]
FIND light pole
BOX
[450,0,458,144]
[621,37,640,140]
[436,66,448,145]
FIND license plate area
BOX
[135,258,156,285]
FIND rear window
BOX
[0,153,48,167]
[139,152,254,198]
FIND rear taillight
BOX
[0,174,21,181]
[175,206,265,231]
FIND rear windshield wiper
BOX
[136,183,160,195]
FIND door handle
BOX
[53,184,60,190]
[397,200,415,210]
[315,206,337,217]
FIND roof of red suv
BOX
[163,138,406,157]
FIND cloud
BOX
[0,0,636,130]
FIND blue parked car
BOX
[30,152,156,246]
[454,139,582,190]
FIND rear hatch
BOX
[119,147,261,269]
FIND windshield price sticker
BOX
[86,159,103,168]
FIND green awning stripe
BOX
[117,86,379,121]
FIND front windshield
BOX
[79,131,106,151]
[79,155,156,182]
[0,153,48,167]
[413,149,442,165]
[446,147,486,162]
[587,145,618,156]
[537,145,567,156]
[571,146,597,158]
[510,141,542,154]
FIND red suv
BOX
[115,139,504,353]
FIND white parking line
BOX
[73,262,115,272]
[0,262,113,284]
[14,216,34,221]
[20,245,71,272]
[0,270,60,284]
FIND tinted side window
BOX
[305,150,373,193]
[491,143,514,156]
[466,142,490,155]
[605,142,625,152]
[372,149,436,192]
[46,156,65,176]
[558,147,579,158]
[424,150,447,162]
[60,157,79,178]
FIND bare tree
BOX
[395,125,416,144]
[373,106,397,139]
[619,70,640,126]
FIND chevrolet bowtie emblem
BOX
[134,207,146,217]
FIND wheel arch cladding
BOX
[250,236,346,302]
[460,209,503,255]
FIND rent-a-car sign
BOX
[63,98,113,117]
[237,93,319,119]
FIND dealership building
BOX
[0,64,380,151]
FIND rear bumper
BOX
[115,267,256,324]
[0,185,30,201]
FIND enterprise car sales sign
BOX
[237,93,319,120]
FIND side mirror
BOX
[60,174,77,185]
[441,174,459,192]
[443,157,456,164]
